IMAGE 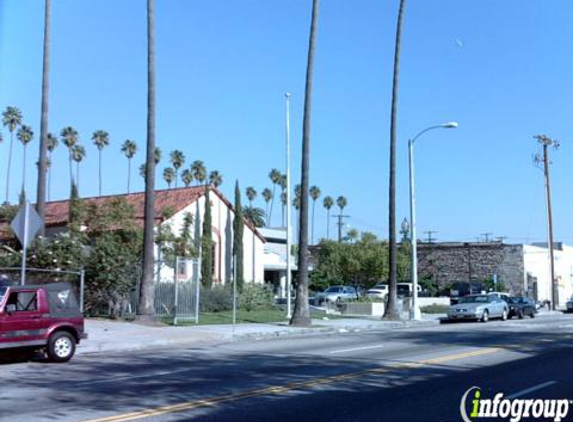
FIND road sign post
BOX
[10,201,44,285]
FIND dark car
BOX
[506,297,536,319]
[0,282,87,362]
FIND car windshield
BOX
[508,297,524,304]
[325,287,342,293]
[0,287,6,302]
[459,295,488,304]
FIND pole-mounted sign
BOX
[10,201,44,285]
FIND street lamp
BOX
[408,121,457,321]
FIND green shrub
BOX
[420,304,449,314]
[239,283,275,312]
[201,285,233,312]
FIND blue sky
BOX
[1,0,572,244]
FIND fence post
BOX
[173,257,179,326]
[80,268,85,314]
[195,258,200,324]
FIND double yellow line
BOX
[79,347,501,422]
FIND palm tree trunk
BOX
[311,200,316,244]
[5,132,14,204]
[384,0,407,321]
[98,148,102,196]
[326,208,330,240]
[22,145,27,197]
[265,202,269,226]
[47,152,52,201]
[68,152,73,189]
[290,0,319,327]
[281,200,285,227]
[35,0,51,234]
[175,169,178,188]
[269,185,276,227]
[76,161,80,194]
[139,0,157,320]
[127,157,132,194]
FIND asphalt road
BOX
[2,313,573,422]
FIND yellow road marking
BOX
[79,347,501,422]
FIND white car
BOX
[315,286,359,304]
[366,284,389,299]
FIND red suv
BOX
[0,282,87,362]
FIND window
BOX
[7,291,38,312]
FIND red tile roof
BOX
[43,186,205,227]
[1,186,265,242]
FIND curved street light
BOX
[409,121,458,321]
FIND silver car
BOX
[447,294,508,322]
[315,286,359,305]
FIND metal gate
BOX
[148,257,200,325]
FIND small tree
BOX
[233,181,244,289]
[201,186,213,288]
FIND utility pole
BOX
[481,232,493,243]
[334,214,350,242]
[424,230,437,243]
[534,134,559,310]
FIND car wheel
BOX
[518,309,524,319]
[501,309,508,321]
[47,331,76,363]
[530,310,536,319]
[480,310,489,323]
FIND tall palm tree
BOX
[17,125,34,198]
[385,0,407,321]
[60,126,78,189]
[246,186,257,207]
[261,188,272,226]
[162,167,175,188]
[92,129,110,196]
[243,206,265,228]
[280,191,287,227]
[139,163,147,181]
[121,139,137,194]
[71,144,86,193]
[169,150,185,188]
[139,0,157,320]
[191,160,207,185]
[2,106,23,204]
[36,0,52,229]
[322,195,334,240]
[46,133,58,201]
[267,168,281,226]
[336,195,347,242]
[309,185,321,244]
[292,0,320,331]
[181,169,193,187]
[209,170,223,188]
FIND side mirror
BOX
[5,304,16,314]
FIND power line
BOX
[424,230,437,243]
[333,214,350,242]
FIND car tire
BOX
[517,309,524,319]
[530,311,535,319]
[47,331,76,363]
[501,309,508,321]
[480,310,489,323]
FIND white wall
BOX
[159,190,265,285]
[523,244,573,306]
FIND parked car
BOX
[506,297,536,319]
[566,297,573,313]
[366,284,389,299]
[446,294,508,322]
[0,282,87,362]
[396,283,422,298]
[314,286,359,305]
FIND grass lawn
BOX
[169,307,346,325]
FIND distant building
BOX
[259,228,297,298]
[417,241,573,306]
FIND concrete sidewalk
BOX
[77,314,440,355]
